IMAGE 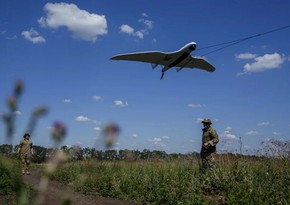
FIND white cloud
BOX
[14,111,21,115]
[239,53,285,75]
[153,137,161,142]
[38,2,107,42]
[119,13,154,39]
[273,131,280,136]
[92,96,102,102]
[120,24,134,35]
[244,130,260,136]
[139,19,154,30]
[196,118,203,123]
[75,115,90,122]
[63,99,72,103]
[120,24,144,39]
[2,30,18,40]
[21,28,45,43]
[132,134,138,138]
[114,100,128,107]
[135,30,144,39]
[188,103,206,108]
[257,121,270,126]
[93,127,101,131]
[221,130,237,140]
[162,136,169,139]
[148,137,167,147]
[235,52,256,60]
[6,35,18,40]
[75,116,100,125]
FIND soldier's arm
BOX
[208,128,219,146]
[18,141,23,154]
[30,142,34,155]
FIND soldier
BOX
[18,133,33,175]
[200,118,219,172]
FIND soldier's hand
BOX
[203,142,209,149]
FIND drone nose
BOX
[190,44,196,50]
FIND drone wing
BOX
[110,51,177,66]
[175,55,216,72]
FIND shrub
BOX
[0,155,22,195]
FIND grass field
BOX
[1,154,289,205]
[48,155,290,205]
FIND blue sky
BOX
[1,0,290,154]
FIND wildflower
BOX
[7,96,17,112]
[14,80,23,98]
[51,121,67,143]
[33,106,48,117]
[102,123,120,149]
[25,106,48,135]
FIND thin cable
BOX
[197,24,290,56]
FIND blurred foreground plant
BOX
[1,81,69,205]
[101,123,120,149]
[2,80,23,141]
[261,139,290,158]
[51,121,67,145]
[1,80,49,142]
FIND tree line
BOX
[0,144,200,163]
[1,138,289,163]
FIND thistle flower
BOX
[51,121,67,143]
[102,123,120,149]
[25,106,48,136]
[7,96,17,112]
[14,80,23,98]
[2,113,13,137]
[33,106,48,117]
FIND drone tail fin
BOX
[151,63,159,69]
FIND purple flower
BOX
[51,121,67,143]
[14,80,23,98]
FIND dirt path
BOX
[22,170,140,205]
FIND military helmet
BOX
[201,118,212,124]
[23,133,30,138]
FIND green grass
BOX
[49,156,290,205]
[1,154,289,205]
[0,155,34,205]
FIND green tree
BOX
[140,149,152,160]
[104,149,118,160]
[0,144,13,155]
[32,145,47,163]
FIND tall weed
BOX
[50,157,290,205]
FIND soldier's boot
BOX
[25,160,30,175]
[25,167,30,175]
[22,170,26,175]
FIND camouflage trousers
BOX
[200,151,216,172]
[20,154,31,173]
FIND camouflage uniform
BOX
[200,119,219,172]
[18,133,33,175]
